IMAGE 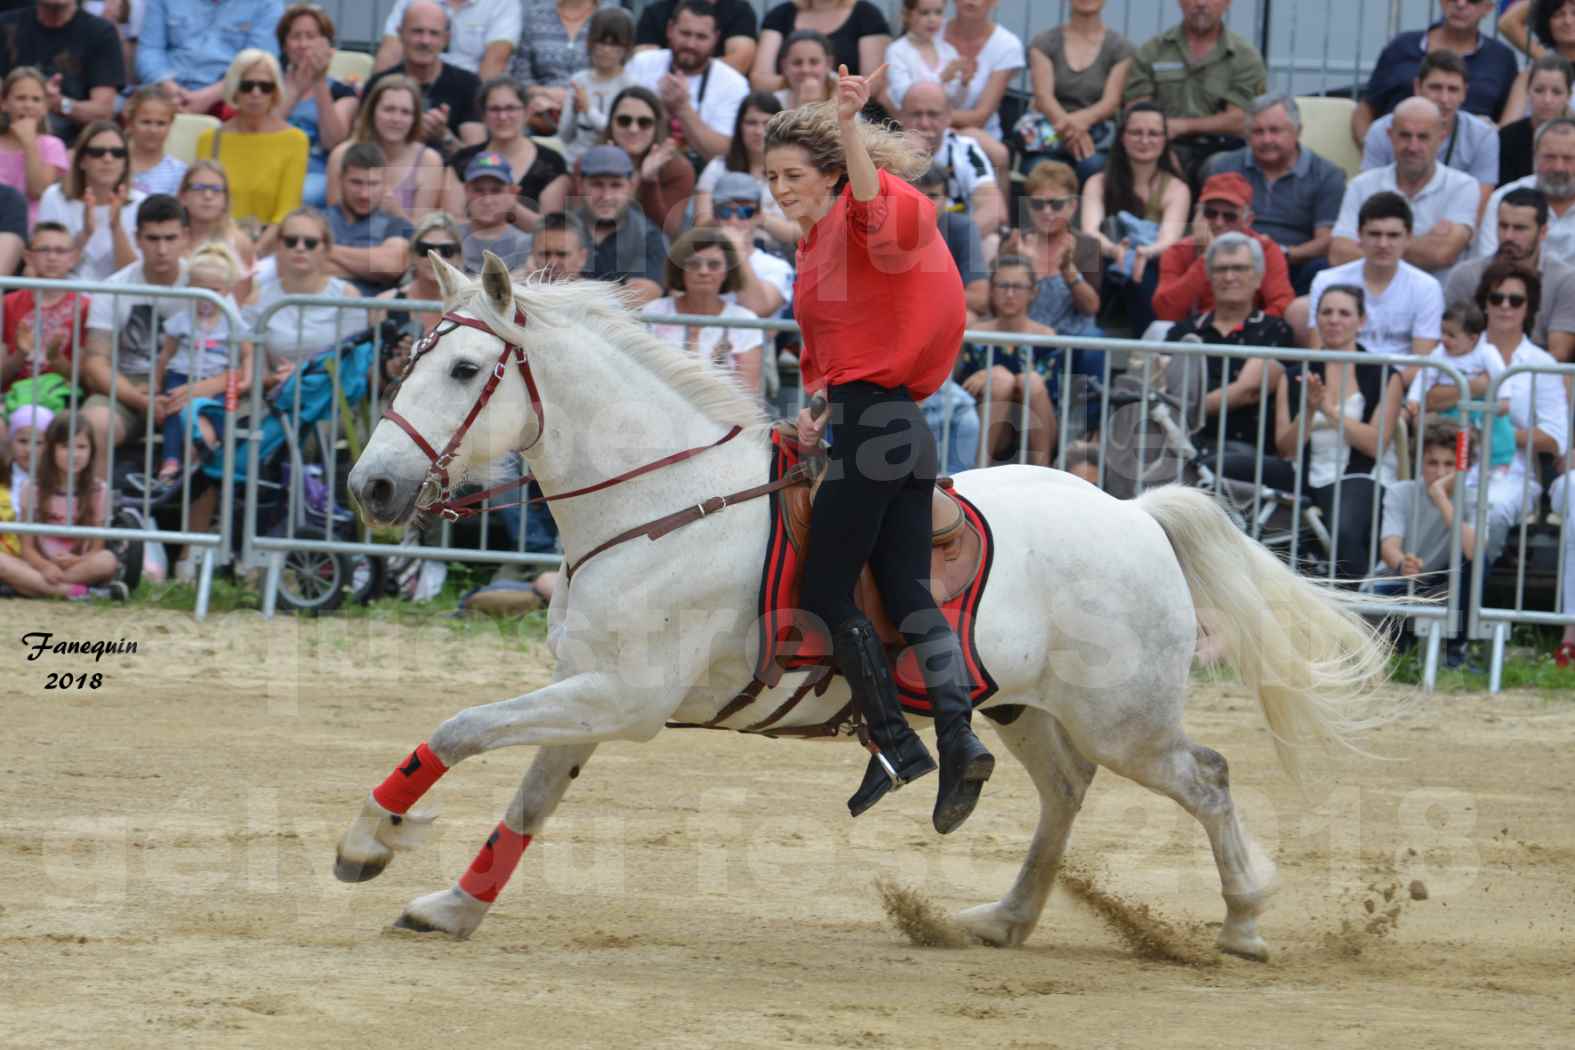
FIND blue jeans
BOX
[919,380,981,475]
[161,370,219,467]
[495,454,559,553]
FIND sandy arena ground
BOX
[2,601,1573,1049]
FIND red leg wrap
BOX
[457,823,532,904]
[371,742,448,814]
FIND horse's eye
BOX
[450,361,481,381]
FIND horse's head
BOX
[350,251,540,526]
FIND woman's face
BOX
[1315,291,1364,348]
[374,87,417,144]
[54,429,91,477]
[1486,277,1530,332]
[765,145,840,225]
[3,76,46,125]
[739,106,772,157]
[234,60,278,118]
[1551,1,1575,49]
[278,216,327,276]
[989,265,1035,318]
[181,169,229,222]
[1025,183,1076,234]
[284,14,329,67]
[483,85,527,139]
[79,129,128,191]
[1530,70,1572,125]
[610,97,657,156]
[783,42,830,92]
[906,0,946,38]
[410,225,460,282]
[681,244,728,297]
[129,99,175,152]
[1121,112,1167,164]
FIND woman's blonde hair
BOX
[353,74,425,147]
[187,239,244,289]
[764,100,929,184]
[179,160,246,244]
[222,49,285,110]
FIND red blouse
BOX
[793,168,966,401]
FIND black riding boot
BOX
[918,631,995,834]
[834,618,937,818]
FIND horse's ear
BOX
[429,250,467,305]
[480,251,514,317]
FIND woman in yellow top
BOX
[196,49,309,240]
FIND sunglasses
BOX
[715,203,758,220]
[1027,197,1075,213]
[1202,205,1242,222]
[282,234,321,250]
[1487,292,1527,307]
[80,146,128,159]
[239,79,277,94]
[415,240,461,258]
[185,182,226,195]
[614,113,657,130]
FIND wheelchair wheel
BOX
[273,526,348,614]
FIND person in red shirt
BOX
[1152,172,1295,324]
[766,65,993,835]
[1,223,89,393]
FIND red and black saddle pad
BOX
[753,430,998,713]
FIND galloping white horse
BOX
[338,253,1391,961]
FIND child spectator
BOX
[125,85,187,197]
[0,427,88,599]
[884,0,966,111]
[775,29,838,109]
[558,6,638,166]
[5,403,50,513]
[2,223,88,385]
[0,67,65,225]
[1404,300,1516,476]
[19,414,123,598]
[458,151,532,272]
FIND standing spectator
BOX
[883,0,967,112]
[1204,94,1347,295]
[751,0,890,95]
[940,0,1025,172]
[138,0,282,116]
[195,50,308,235]
[374,0,521,81]
[124,85,185,198]
[642,226,764,397]
[576,143,666,304]
[1330,98,1479,280]
[0,0,124,140]
[511,0,612,111]
[324,143,413,297]
[1123,0,1267,179]
[1498,53,1573,187]
[444,78,570,233]
[38,120,142,280]
[709,170,795,320]
[773,29,838,109]
[694,91,798,246]
[525,210,590,280]
[1447,187,1575,360]
[248,207,358,372]
[1024,0,1135,184]
[959,254,1058,467]
[1153,171,1294,324]
[177,161,256,301]
[1478,116,1575,261]
[455,151,532,271]
[597,85,694,237]
[0,66,65,222]
[626,0,750,163]
[557,6,637,166]
[635,0,757,77]
[1352,0,1518,145]
[899,82,1004,239]
[275,3,358,208]
[327,76,445,222]
[1001,160,1101,342]
[1362,50,1499,197]
[363,1,485,157]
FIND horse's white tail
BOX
[1137,485,1395,786]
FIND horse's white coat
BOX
[340,254,1392,957]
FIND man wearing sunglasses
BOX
[137,0,280,116]
[1153,172,1293,325]
[899,82,1004,251]
[0,0,125,139]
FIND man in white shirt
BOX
[625,0,748,162]
[1361,49,1498,198]
[1331,97,1479,281]
[899,83,1004,245]
[1474,117,1575,263]
[374,0,520,80]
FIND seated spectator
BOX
[635,0,757,76]
[38,120,143,280]
[249,207,359,373]
[1477,116,1575,265]
[375,0,520,81]
[709,171,794,319]
[0,0,124,139]
[1303,193,1444,357]
[444,77,570,235]
[177,161,257,302]
[1329,98,1478,280]
[1403,300,1516,474]
[511,0,607,119]
[324,143,414,296]
[1499,2,1575,129]
[137,0,279,116]
[0,67,65,223]
[0,183,22,275]
[457,151,532,272]
[626,0,751,163]
[939,0,1025,172]
[774,29,839,110]
[899,81,1004,239]
[1274,282,1401,582]
[1154,172,1294,324]
[558,6,638,167]
[82,0,139,80]
[364,1,485,157]
[2,223,87,387]
[328,76,445,222]
[1001,160,1100,340]
[196,50,309,235]
[694,92,798,246]
[1498,53,1573,187]
[1351,0,1518,146]
[18,414,120,593]
[523,210,590,281]
[124,85,186,198]
[1205,94,1346,296]
[0,415,89,599]
[1447,186,1575,360]
[641,226,764,397]
[375,212,462,366]
[1081,102,1190,336]
[1023,0,1134,184]
[959,254,1059,468]
[918,372,981,478]
[751,0,891,95]
[576,143,667,304]
[597,86,694,237]
[884,0,968,113]
[5,403,50,496]
[276,3,359,208]
[1362,50,1499,195]
[1123,0,1267,179]
[1166,232,1295,463]
[912,163,988,316]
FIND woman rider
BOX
[765,65,994,834]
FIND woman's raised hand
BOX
[835,64,887,123]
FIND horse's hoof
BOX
[389,886,488,940]
[334,853,389,883]
[392,912,443,934]
[1217,931,1270,962]
[954,901,1030,948]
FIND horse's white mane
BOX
[446,270,770,432]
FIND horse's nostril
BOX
[368,477,394,512]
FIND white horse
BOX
[338,253,1392,961]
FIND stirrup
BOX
[873,749,903,788]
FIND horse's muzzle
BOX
[349,465,422,527]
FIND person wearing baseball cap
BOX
[576,144,668,304]
[459,151,532,272]
[1151,171,1294,324]
[710,170,794,320]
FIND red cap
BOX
[1199,172,1253,209]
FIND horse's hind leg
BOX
[394,743,597,939]
[954,706,1095,947]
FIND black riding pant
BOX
[799,381,951,647]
